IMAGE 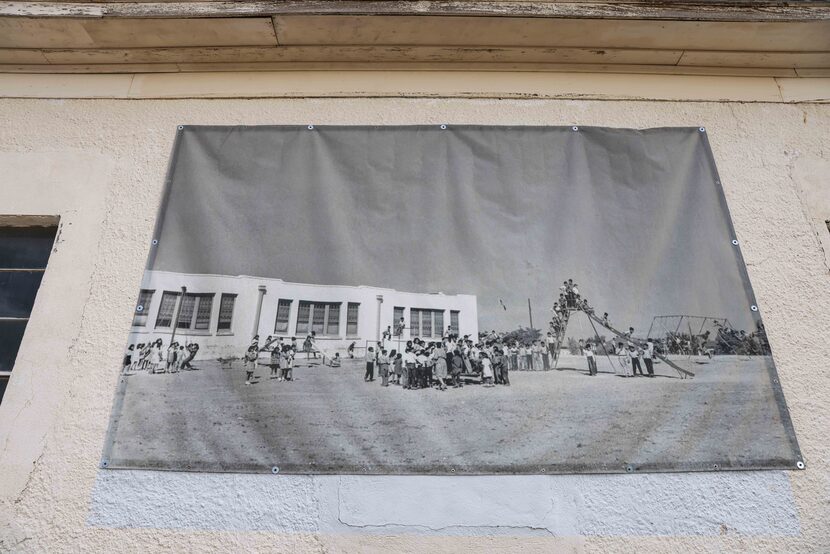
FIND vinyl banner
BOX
[102,125,802,474]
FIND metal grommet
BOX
[699,127,706,132]
[731,239,739,246]
[572,126,579,131]
[136,305,144,312]
[177,125,184,130]
[540,468,546,473]
[713,464,720,470]
[796,461,805,470]
[307,125,314,130]
[101,460,109,468]
[271,466,280,474]
[751,305,758,312]
[450,468,456,473]
[625,465,633,473]
[151,239,159,246]
[440,124,447,130]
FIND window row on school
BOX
[132,289,461,338]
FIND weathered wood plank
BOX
[273,16,830,52]
[0,62,802,78]
[0,16,278,48]
[22,45,830,69]
[0,48,49,63]
[35,45,685,65]
[1,1,830,22]
[679,50,830,68]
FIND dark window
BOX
[175,293,213,330]
[410,308,420,337]
[194,294,214,330]
[297,301,342,336]
[296,301,311,334]
[132,289,154,327]
[274,299,292,333]
[217,294,236,331]
[326,303,340,335]
[0,224,58,405]
[155,291,180,328]
[451,310,460,335]
[347,303,360,336]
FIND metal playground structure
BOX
[550,283,695,379]
[647,315,733,358]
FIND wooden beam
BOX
[21,46,685,65]
[0,62,802,78]
[1,1,830,22]
[273,16,830,52]
[0,46,825,70]
[0,17,278,48]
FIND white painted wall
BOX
[0,96,827,553]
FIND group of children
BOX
[362,334,524,391]
[242,334,299,385]
[123,339,199,374]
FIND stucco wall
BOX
[0,97,827,553]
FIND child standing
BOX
[481,353,494,387]
[166,342,178,373]
[244,345,258,385]
[585,341,597,376]
[269,343,281,378]
[378,349,390,387]
[393,353,403,385]
[364,346,375,382]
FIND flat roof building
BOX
[129,270,478,359]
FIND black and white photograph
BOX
[102,125,800,474]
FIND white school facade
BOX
[128,270,478,359]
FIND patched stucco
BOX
[0,98,828,553]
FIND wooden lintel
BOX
[0,1,830,22]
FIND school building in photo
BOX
[129,270,479,359]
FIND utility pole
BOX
[528,298,534,329]
[170,286,186,345]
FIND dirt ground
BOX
[105,353,799,474]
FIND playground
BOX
[106,352,795,473]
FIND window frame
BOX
[217,293,237,333]
[0,222,59,405]
[274,298,292,334]
[296,300,343,338]
[347,302,360,337]
[132,289,155,327]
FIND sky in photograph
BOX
[150,125,760,335]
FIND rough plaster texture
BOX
[0,97,827,553]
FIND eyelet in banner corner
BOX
[307,125,314,130]
[796,461,806,470]
[572,126,579,131]
[625,465,634,473]
[136,305,143,312]
[271,466,280,474]
[731,239,739,246]
[151,239,159,246]
[751,305,758,312]
[440,124,447,130]
[713,464,720,470]
[177,125,184,131]
[450,468,456,473]
[699,127,706,132]
[101,460,109,468]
